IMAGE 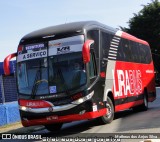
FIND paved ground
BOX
[0,122,44,133]
[1,87,160,142]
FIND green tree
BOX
[123,0,160,72]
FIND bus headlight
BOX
[72,91,94,105]
[78,98,84,103]
[20,106,27,111]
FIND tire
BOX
[141,90,148,111]
[97,97,114,124]
[45,123,63,132]
[133,90,148,112]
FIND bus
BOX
[4,21,156,132]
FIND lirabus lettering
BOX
[113,69,142,97]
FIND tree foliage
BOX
[123,0,160,71]
[124,0,160,51]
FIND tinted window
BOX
[139,43,146,63]
[145,45,152,63]
[87,30,99,58]
[131,42,139,62]
[123,39,132,62]
[117,40,124,61]
[101,32,113,58]
[117,38,152,64]
[118,38,131,61]
[89,52,97,79]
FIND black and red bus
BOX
[4,21,156,131]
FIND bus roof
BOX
[21,21,117,41]
[20,21,149,46]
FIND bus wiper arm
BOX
[31,69,40,98]
[57,67,70,95]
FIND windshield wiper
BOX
[57,67,70,95]
[31,69,41,99]
[31,60,42,99]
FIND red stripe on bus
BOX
[22,108,107,127]
[19,99,53,108]
[121,32,149,46]
[115,100,143,112]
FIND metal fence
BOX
[0,75,17,104]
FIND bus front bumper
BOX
[21,108,107,127]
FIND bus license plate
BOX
[46,116,58,120]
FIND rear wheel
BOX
[141,90,148,111]
[97,97,114,124]
[45,123,63,132]
[133,89,148,111]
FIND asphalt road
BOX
[39,88,160,142]
[40,87,160,132]
[1,88,160,142]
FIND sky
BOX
[0,0,155,61]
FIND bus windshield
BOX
[17,58,49,95]
[17,52,86,95]
[48,52,86,94]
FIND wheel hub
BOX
[106,103,112,118]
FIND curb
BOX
[0,122,44,133]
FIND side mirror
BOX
[3,53,17,75]
[82,40,94,63]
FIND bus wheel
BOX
[141,91,148,111]
[45,123,63,132]
[133,90,148,112]
[97,97,114,124]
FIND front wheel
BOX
[97,97,114,124]
[45,123,63,132]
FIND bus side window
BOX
[89,51,97,79]
[145,45,152,64]
[123,39,132,62]
[87,30,99,58]
[101,31,112,58]
[132,42,139,63]
[139,43,145,63]
[117,39,124,61]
